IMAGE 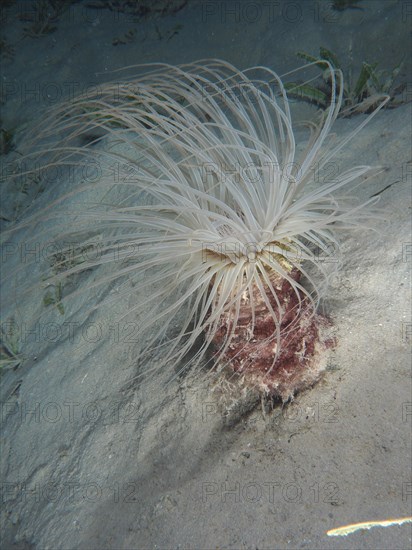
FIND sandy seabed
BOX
[1,1,411,548]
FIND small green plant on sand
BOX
[41,243,98,314]
[43,282,65,315]
[285,47,405,117]
[0,317,23,370]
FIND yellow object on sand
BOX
[327,516,412,537]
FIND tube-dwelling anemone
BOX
[5,60,388,401]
